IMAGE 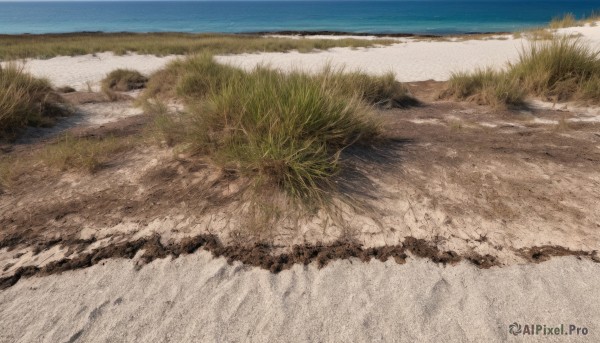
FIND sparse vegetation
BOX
[39,134,135,172]
[0,32,396,60]
[0,64,67,140]
[442,37,600,106]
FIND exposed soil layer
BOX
[2,231,596,290]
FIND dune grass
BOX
[0,63,67,140]
[143,55,401,203]
[442,37,600,106]
[143,54,416,108]
[190,68,379,202]
[442,68,525,107]
[549,12,600,29]
[0,32,396,60]
[549,13,579,29]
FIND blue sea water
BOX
[0,1,599,35]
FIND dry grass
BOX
[0,63,68,140]
[549,13,579,29]
[0,133,137,191]
[549,12,600,29]
[39,134,136,172]
[0,32,396,60]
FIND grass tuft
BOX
[144,56,392,203]
[0,63,67,140]
[549,13,578,29]
[441,68,524,107]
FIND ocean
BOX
[0,1,599,35]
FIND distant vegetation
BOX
[549,11,600,29]
[0,32,396,60]
[0,64,67,140]
[442,37,600,106]
[142,54,416,203]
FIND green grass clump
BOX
[509,37,600,101]
[0,33,396,60]
[442,37,600,106]
[191,67,379,202]
[147,56,385,202]
[0,64,66,140]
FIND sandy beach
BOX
[1,24,600,342]
[1,253,598,342]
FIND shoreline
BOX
[1,30,513,39]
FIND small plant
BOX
[101,69,148,95]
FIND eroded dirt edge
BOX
[1,234,597,290]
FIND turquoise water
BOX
[0,1,599,35]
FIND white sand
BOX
[218,24,600,82]
[11,52,178,91]
[7,24,600,92]
[0,252,598,342]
